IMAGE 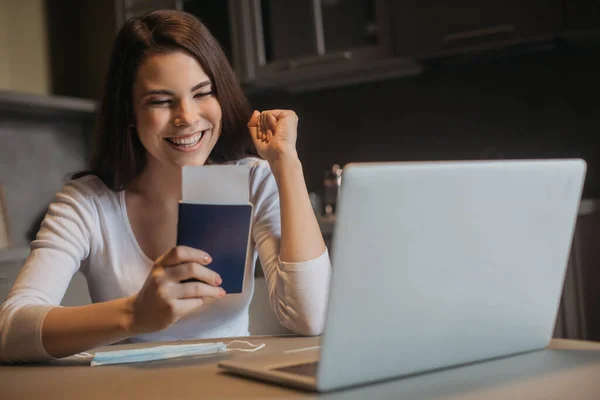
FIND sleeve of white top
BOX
[0,179,96,363]
[249,160,332,336]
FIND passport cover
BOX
[177,202,253,294]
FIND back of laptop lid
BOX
[316,159,586,392]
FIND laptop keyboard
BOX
[272,361,319,377]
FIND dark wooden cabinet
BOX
[563,0,600,31]
[115,0,180,27]
[227,0,405,92]
[391,0,564,58]
[554,200,600,341]
[46,0,599,97]
[181,1,236,66]
[46,0,118,101]
[133,0,412,92]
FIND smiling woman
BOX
[0,10,331,363]
[132,51,223,168]
[80,11,257,191]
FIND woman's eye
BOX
[194,91,214,99]
[149,99,172,106]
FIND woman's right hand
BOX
[128,245,226,334]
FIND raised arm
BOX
[249,110,326,262]
[248,111,332,335]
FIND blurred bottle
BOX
[323,164,343,216]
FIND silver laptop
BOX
[218,159,586,392]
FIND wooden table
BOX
[2,336,600,399]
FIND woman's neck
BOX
[127,161,182,203]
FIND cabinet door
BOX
[391,0,564,58]
[552,201,600,341]
[254,0,387,63]
[257,0,321,63]
[116,0,181,27]
[116,1,244,79]
[181,1,238,73]
[244,0,394,84]
[563,0,600,30]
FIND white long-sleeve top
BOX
[0,157,331,362]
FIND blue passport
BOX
[176,202,253,294]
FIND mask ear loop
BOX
[225,340,266,352]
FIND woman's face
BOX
[132,50,222,169]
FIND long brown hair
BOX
[74,10,257,190]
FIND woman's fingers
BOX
[266,112,277,139]
[247,110,260,129]
[259,111,275,143]
[249,109,283,143]
[260,112,267,141]
[156,246,212,267]
[175,281,226,299]
[247,110,261,141]
[250,109,296,145]
[165,262,222,286]
[257,114,263,140]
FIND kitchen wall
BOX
[249,46,600,200]
[0,0,49,95]
[0,95,95,247]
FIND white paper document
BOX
[182,165,251,204]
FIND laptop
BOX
[218,159,587,392]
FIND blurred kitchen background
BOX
[0,0,599,338]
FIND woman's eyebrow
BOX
[191,81,211,92]
[142,81,211,97]
[142,89,173,96]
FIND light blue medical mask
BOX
[83,340,265,366]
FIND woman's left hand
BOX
[248,109,299,163]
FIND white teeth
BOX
[167,131,203,147]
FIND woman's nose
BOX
[173,98,200,127]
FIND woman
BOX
[0,10,331,362]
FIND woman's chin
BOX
[171,154,209,168]
[175,147,215,166]
[186,157,210,167]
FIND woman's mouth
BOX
[165,130,207,151]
